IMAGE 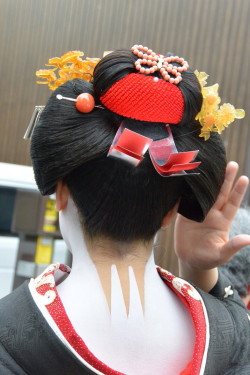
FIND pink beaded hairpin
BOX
[131,44,189,84]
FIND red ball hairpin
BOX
[56,93,103,113]
[131,44,189,84]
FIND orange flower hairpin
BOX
[36,51,101,113]
[36,51,100,91]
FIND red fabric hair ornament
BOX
[100,44,189,123]
[108,123,200,176]
[100,74,184,124]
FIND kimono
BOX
[0,263,249,375]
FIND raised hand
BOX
[174,161,250,290]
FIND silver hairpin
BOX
[24,105,45,139]
[56,94,104,110]
[56,94,76,102]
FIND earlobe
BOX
[161,203,179,228]
[55,181,70,211]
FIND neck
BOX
[85,236,153,312]
[58,197,155,313]
[86,236,153,265]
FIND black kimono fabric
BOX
[0,272,249,375]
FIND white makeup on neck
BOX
[57,197,194,374]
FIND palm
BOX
[174,162,250,270]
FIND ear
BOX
[55,181,70,211]
[161,203,179,228]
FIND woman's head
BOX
[31,47,226,242]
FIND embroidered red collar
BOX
[31,263,209,375]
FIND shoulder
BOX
[0,282,95,375]
[0,283,31,374]
[0,281,38,322]
[197,271,250,373]
[158,267,250,372]
[0,281,31,319]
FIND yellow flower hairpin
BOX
[195,70,245,140]
[36,51,100,91]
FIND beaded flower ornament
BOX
[131,44,188,84]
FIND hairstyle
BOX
[220,207,250,297]
[31,49,226,242]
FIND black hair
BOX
[31,49,226,242]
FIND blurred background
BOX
[0,0,249,297]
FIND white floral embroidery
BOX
[37,290,57,306]
[172,277,201,301]
[33,263,59,285]
[172,278,186,296]
[33,274,55,288]
[187,288,201,301]
[224,285,234,298]
[158,267,173,276]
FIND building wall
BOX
[1,0,249,272]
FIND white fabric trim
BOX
[198,291,210,375]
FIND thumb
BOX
[221,234,250,262]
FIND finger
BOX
[213,161,239,210]
[220,234,250,263]
[222,175,249,220]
